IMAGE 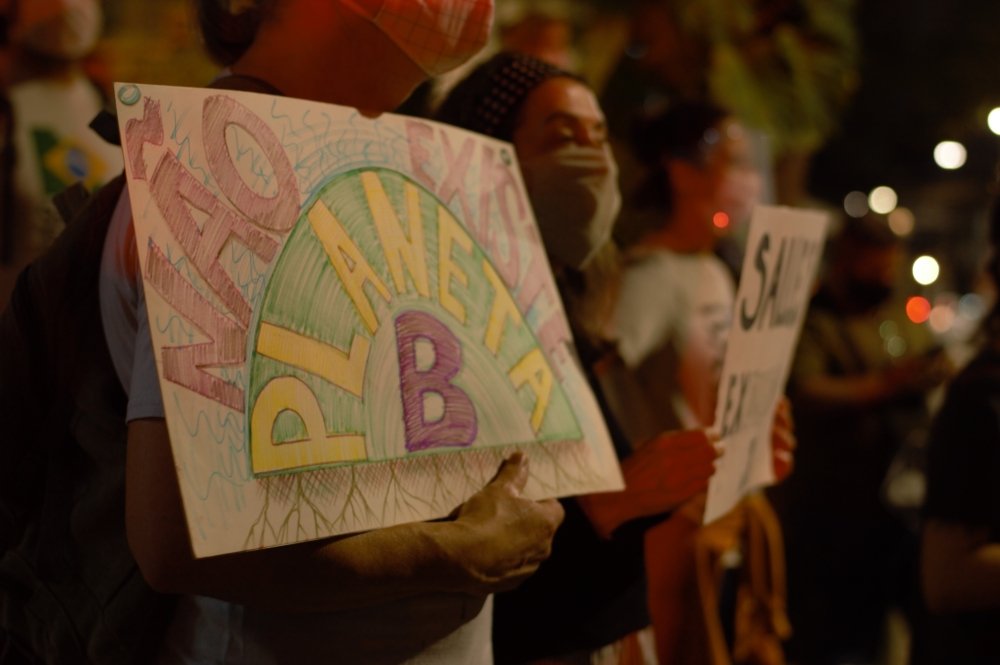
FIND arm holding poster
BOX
[126,419,562,610]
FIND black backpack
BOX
[0,175,175,664]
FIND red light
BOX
[906,296,931,323]
[713,211,730,229]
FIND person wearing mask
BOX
[0,2,567,663]
[606,100,794,665]
[920,195,1000,664]
[777,214,951,664]
[0,0,123,307]
[435,51,723,664]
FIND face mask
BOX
[13,0,101,60]
[342,0,494,76]
[520,143,622,270]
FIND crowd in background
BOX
[0,1,998,665]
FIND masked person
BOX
[776,214,951,664]
[0,2,571,664]
[603,100,795,665]
[435,51,722,665]
[0,0,123,307]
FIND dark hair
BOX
[196,0,268,66]
[632,100,729,212]
[435,51,580,142]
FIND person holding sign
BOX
[436,52,720,664]
[605,101,796,665]
[0,2,569,664]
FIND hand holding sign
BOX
[579,428,719,539]
[705,206,828,523]
[442,453,565,594]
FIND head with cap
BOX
[197,0,493,111]
[437,51,620,272]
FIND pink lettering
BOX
[202,94,299,232]
[123,97,164,180]
[145,242,246,412]
[437,132,475,225]
[405,119,436,191]
[149,153,279,328]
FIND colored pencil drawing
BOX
[116,83,622,557]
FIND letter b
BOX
[395,311,477,452]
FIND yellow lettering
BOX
[251,375,367,475]
[363,171,430,298]
[309,199,391,334]
[508,348,553,433]
[437,205,472,324]
[256,322,370,397]
[482,259,522,355]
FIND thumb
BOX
[491,452,530,494]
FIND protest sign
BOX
[705,206,828,523]
[114,83,623,557]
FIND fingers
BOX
[536,498,566,528]
[490,451,529,494]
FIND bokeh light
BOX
[929,302,957,334]
[713,211,730,229]
[912,255,940,286]
[989,108,1000,135]
[868,186,898,214]
[933,141,967,170]
[888,207,915,237]
[878,319,899,340]
[886,336,908,357]
[959,293,986,320]
[843,191,869,218]
[906,296,932,324]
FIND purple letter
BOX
[395,310,477,451]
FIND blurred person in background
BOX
[605,99,794,665]
[435,50,721,665]
[919,193,1000,664]
[776,214,952,664]
[0,0,122,307]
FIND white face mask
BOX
[520,143,622,270]
[13,0,102,60]
[342,0,494,76]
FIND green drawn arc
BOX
[246,167,582,474]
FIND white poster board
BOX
[704,205,828,523]
[114,83,623,557]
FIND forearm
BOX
[922,520,1000,613]
[794,372,894,410]
[126,419,471,612]
[167,521,469,613]
[578,430,714,538]
[126,419,560,612]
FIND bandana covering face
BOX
[343,0,494,76]
[520,143,622,270]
